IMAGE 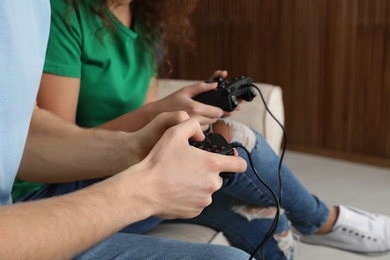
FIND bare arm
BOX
[37,73,164,132]
[38,73,224,133]
[17,106,135,182]
[0,172,152,260]
[17,108,190,183]
[1,114,247,260]
[143,76,158,104]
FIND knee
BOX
[213,119,257,152]
[231,202,296,259]
[274,230,295,260]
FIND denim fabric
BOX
[170,191,291,260]
[170,131,329,259]
[18,130,329,259]
[203,131,328,258]
[74,232,251,260]
[223,131,329,235]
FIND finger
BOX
[164,111,191,127]
[168,117,205,142]
[201,124,211,132]
[222,101,243,117]
[150,111,190,133]
[212,152,247,174]
[222,111,233,117]
[186,82,218,97]
[193,116,218,128]
[191,100,224,118]
[210,70,228,80]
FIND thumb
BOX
[185,82,218,97]
[213,152,247,174]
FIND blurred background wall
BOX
[168,0,390,168]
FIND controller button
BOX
[228,87,236,94]
[231,95,238,105]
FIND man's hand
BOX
[129,111,203,164]
[124,117,247,220]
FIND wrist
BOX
[114,131,143,168]
[142,100,164,120]
[93,169,156,225]
[115,163,158,218]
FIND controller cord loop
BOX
[250,83,288,205]
[235,84,288,260]
[231,142,281,260]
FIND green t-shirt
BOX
[12,0,156,201]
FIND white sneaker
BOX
[300,205,390,255]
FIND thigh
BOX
[74,233,251,260]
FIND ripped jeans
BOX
[169,128,330,259]
[17,124,329,260]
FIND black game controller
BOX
[189,133,236,178]
[193,76,257,112]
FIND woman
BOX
[13,0,390,259]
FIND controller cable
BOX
[231,84,288,260]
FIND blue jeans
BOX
[74,233,251,260]
[18,131,328,260]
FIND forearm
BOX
[96,101,162,132]
[97,77,161,132]
[0,172,152,260]
[17,107,138,183]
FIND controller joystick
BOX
[193,76,257,112]
[189,133,236,178]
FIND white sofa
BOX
[145,79,285,245]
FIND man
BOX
[0,1,248,259]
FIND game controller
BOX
[189,133,236,178]
[193,76,257,112]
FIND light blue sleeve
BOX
[0,0,51,205]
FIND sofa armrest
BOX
[157,79,284,155]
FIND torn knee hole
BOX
[216,119,256,152]
[274,230,295,260]
[231,202,280,221]
[277,231,289,238]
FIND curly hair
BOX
[65,0,198,77]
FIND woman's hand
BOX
[206,70,244,117]
[207,69,228,82]
[150,70,247,130]
[157,81,224,129]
